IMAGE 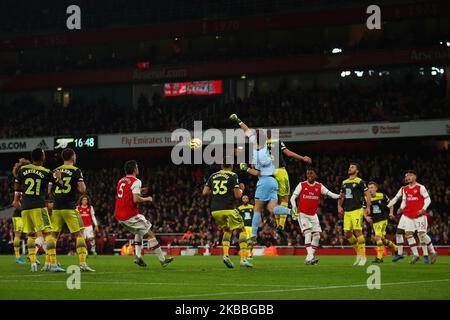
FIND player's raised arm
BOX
[229,113,252,135]
[387,187,403,208]
[282,144,312,164]
[320,185,340,200]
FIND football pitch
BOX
[1,255,449,300]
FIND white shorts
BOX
[83,225,95,239]
[298,213,322,233]
[398,215,428,233]
[119,214,152,236]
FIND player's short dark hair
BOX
[405,169,417,176]
[349,162,360,171]
[221,163,233,170]
[31,148,44,162]
[61,148,75,161]
[368,181,378,187]
[124,160,138,174]
[306,167,316,173]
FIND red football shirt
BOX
[114,175,141,221]
[402,183,428,219]
[298,181,322,216]
[77,205,94,227]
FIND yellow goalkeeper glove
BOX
[229,113,242,124]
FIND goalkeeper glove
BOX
[291,207,299,220]
[229,113,242,124]
[239,163,249,172]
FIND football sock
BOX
[76,236,88,265]
[148,238,165,262]
[251,211,261,238]
[134,235,143,258]
[13,236,21,258]
[406,235,419,256]
[35,236,45,254]
[238,231,248,260]
[273,205,290,215]
[396,234,404,255]
[275,215,281,226]
[222,232,231,256]
[382,238,397,251]
[248,235,254,257]
[27,237,36,264]
[304,230,312,257]
[421,234,436,254]
[376,240,384,259]
[278,202,289,228]
[348,235,358,254]
[420,236,429,256]
[90,239,97,254]
[357,235,366,257]
[45,235,57,265]
[311,232,320,255]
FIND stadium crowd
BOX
[0,149,448,254]
[0,77,448,139]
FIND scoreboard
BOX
[54,136,98,150]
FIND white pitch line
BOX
[129,278,450,300]
[0,278,313,289]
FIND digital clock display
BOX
[54,136,98,150]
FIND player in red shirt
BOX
[290,168,341,265]
[390,170,435,264]
[114,160,174,268]
[77,195,98,255]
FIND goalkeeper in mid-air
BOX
[229,113,310,245]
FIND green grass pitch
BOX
[1,255,449,300]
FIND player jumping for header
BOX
[229,113,293,247]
